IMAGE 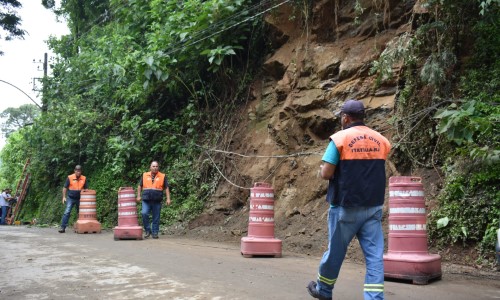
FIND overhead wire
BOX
[164,0,291,56]
[46,0,290,93]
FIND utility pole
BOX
[32,53,48,111]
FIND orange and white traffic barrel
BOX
[241,182,282,258]
[74,189,101,234]
[383,176,441,284]
[113,187,143,240]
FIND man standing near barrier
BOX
[307,99,391,300]
[59,165,88,233]
[137,161,171,239]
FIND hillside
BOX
[165,1,452,262]
[2,0,498,271]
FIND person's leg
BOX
[357,206,384,300]
[141,200,152,236]
[0,206,7,224]
[151,202,162,238]
[313,207,360,299]
[60,198,76,229]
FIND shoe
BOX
[307,281,331,300]
[144,231,151,238]
[152,234,159,239]
[58,228,65,233]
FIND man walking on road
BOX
[59,165,88,233]
[307,99,391,300]
[137,161,171,239]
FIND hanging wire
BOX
[202,145,322,190]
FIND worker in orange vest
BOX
[59,165,88,233]
[136,161,171,239]
[307,100,391,300]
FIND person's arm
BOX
[62,187,67,204]
[320,140,340,180]
[62,178,69,204]
[165,187,171,206]
[136,176,143,202]
[320,162,336,180]
[164,176,171,205]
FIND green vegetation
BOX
[0,0,25,55]
[1,0,498,264]
[371,0,499,260]
[1,0,266,227]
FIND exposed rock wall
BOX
[184,0,421,256]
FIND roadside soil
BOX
[163,165,499,278]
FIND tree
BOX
[0,0,25,55]
[0,104,39,137]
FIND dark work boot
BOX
[307,281,332,300]
[152,233,159,239]
[58,228,65,233]
[144,231,151,239]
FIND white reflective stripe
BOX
[80,208,96,212]
[389,224,426,231]
[118,194,136,199]
[143,188,162,191]
[250,192,274,198]
[389,190,424,197]
[390,207,426,214]
[249,216,274,222]
[119,202,136,207]
[80,195,96,199]
[119,211,137,216]
[251,204,274,210]
[80,202,96,205]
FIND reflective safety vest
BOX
[327,123,391,207]
[67,174,87,200]
[142,172,166,202]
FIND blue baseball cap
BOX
[341,99,365,115]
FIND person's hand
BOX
[62,197,66,204]
[136,197,141,203]
[166,199,171,206]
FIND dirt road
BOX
[1,226,499,299]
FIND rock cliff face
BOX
[179,0,425,257]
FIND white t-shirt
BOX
[0,192,9,206]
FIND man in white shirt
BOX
[0,188,13,225]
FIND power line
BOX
[42,0,293,96]
[165,0,292,56]
[0,79,42,109]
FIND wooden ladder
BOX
[6,158,31,225]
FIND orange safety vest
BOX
[142,172,166,190]
[68,174,87,190]
[327,123,391,207]
[142,172,166,202]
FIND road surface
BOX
[1,226,499,299]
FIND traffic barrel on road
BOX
[113,187,143,240]
[74,189,101,234]
[383,176,441,284]
[241,182,282,258]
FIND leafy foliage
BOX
[371,0,499,259]
[0,104,40,138]
[0,0,25,55]
[0,0,265,229]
